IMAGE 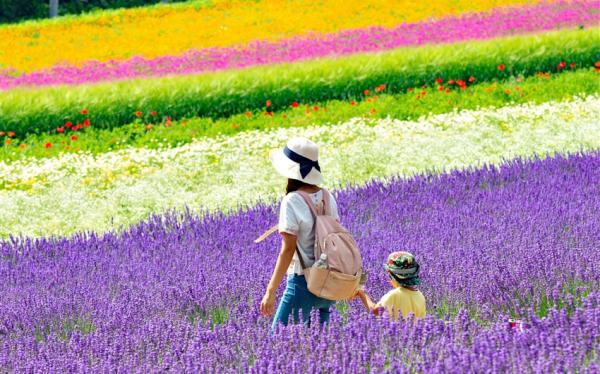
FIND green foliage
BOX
[1,28,598,136]
[2,68,598,162]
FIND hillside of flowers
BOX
[0,0,599,371]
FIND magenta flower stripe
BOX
[1,0,598,90]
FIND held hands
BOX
[260,291,276,317]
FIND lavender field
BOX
[2,152,599,372]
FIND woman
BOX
[260,137,340,329]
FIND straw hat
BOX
[269,137,323,185]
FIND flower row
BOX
[1,96,598,238]
[2,0,596,89]
[0,0,537,72]
[1,27,597,136]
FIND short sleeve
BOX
[278,195,299,236]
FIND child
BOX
[355,251,426,320]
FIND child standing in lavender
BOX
[355,251,426,320]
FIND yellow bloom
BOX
[0,0,540,72]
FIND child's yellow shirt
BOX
[377,287,426,320]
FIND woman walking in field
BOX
[259,137,341,329]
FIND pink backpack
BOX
[295,189,363,301]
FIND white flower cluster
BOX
[1,96,598,238]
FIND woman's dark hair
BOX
[286,178,315,194]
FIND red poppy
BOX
[570,62,576,68]
[456,80,465,87]
[363,89,370,96]
[438,86,445,91]
[266,100,272,107]
[45,142,52,149]
[447,80,454,85]
[291,102,299,108]
[264,111,273,117]
[313,105,319,111]
[65,121,73,128]
[445,88,451,93]
[435,78,443,84]
[468,76,476,83]
[498,64,505,71]
[56,127,65,133]
[135,111,143,118]
[350,100,356,106]
[7,131,15,138]
[80,109,88,115]
[70,135,78,141]
[557,61,566,70]
[83,119,90,127]
[150,111,157,117]
[245,111,252,118]
[420,90,427,95]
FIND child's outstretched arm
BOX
[355,290,378,314]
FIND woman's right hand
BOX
[260,291,276,317]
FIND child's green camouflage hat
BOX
[385,251,420,286]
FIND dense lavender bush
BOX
[1,152,599,371]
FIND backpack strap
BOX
[321,189,331,216]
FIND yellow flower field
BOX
[0,0,541,72]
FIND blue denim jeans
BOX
[272,274,335,330]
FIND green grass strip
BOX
[2,68,598,162]
[0,27,598,136]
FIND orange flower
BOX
[135,111,143,118]
[65,121,73,128]
[313,105,319,111]
[504,89,511,94]
[231,123,240,129]
[19,143,26,150]
[594,61,600,68]
[56,127,65,133]
[363,89,369,96]
[350,100,356,106]
[83,119,91,127]
[4,139,10,145]
[245,111,252,118]
[468,76,476,83]
[498,64,505,71]
[146,124,153,130]
[447,80,454,85]
[569,62,576,68]
[44,142,52,149]
[150,111,157,117]
[370,108,376,114]
[435,77,443,84]
[80,109,88,115]
[266,100,272,107]
[438,85,445,91]
[70,135,78,141]
[7,131,15,138]
[0,131,4,137]
[445,88,451,93]
[291,102,299,108]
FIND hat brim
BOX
[270,149,323,185]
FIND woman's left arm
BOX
[260,232,297,317]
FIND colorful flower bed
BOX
[1,27,598,135]
[1,68,597,161]
[1,97,598,238]
[0,0,538,72]
[2,0,596,89]
[1,152,599,371]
